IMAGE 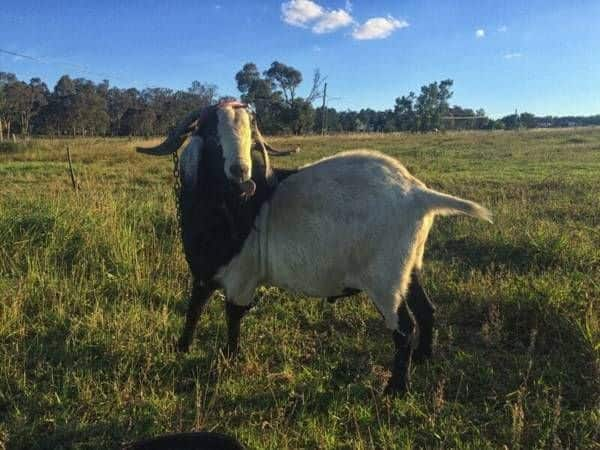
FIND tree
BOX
[236,61,329,135]
[50,75,78,135]
[501,114,519,130]
[106,87,141,135]
[264,61,302,104]
[142,87,176,135]
[285,99,315,135]
[34,76,110,136]
[448,105,476,130]
[54,75,76,97]
[236,63,281,133]
[381,110,397,132]
[9,68,597,137]
[235,63,261,95]
[474,108,489,129]
[314,107,340,133]
[188,81,218,105]
[119,107,156,136]
[489,119,505,130]
[519,112,536,129]
[2,82,27,136]
[415,79,453,132]
[3,79,49,135]
[0,72,18,139]
[394,93,417,131]
[80,80,110,135]
[28,78,49,131]
[338,110,359,132]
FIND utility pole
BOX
[321,82,328,135]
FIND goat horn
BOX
[253,124,300,157]
[253,121,275,186]
[136,107,210,156]
[263,141,300,157]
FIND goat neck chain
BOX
[172,149,184,241]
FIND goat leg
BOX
[406,270,436,363]
[385,302,415,395]
[224,302,252,358]
[177,280,215,352]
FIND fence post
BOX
[66,146,80,191]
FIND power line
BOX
[0,47,129,82]
[0,48,39,62]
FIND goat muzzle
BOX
[239,179,256,198]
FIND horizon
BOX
[1,0,599,119]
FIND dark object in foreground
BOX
[123,431,246,450]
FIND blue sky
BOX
[1,0,599,118]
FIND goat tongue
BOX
[239,179,256,197]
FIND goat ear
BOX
[180,136,204,191]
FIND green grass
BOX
[1,129,599,449]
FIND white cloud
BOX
[281,1,408,40]
[475,28,485,38]
[281,0,324,27]
[498,25,507,32]
[281,0,353,33]
[503,52,522,59]
[313,9,353,33]
[352,16,408,40]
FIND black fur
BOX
[385,302,416,395]
[326,288,361,303]
[179,109,297,285]
[124,431,246,450]
[177,279,217,352]
[406,270,436,362]
[225,302,252,357]
[176,108,298,354]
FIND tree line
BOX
[1,63,599,139]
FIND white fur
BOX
[216,150,492,331]
[217,106,253,182]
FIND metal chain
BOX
[171,149,183,240]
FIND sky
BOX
[1,0,599,118]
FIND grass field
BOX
[1,129,599,449]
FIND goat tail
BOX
[416,188,493,223]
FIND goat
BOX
[137,101,492,394]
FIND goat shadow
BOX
[427,234,573,275]
[432,296,599,411]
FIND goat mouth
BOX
[238,179,256,197]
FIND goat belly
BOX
[265,150,421,297]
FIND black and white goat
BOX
[137,101,492,394]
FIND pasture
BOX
[1,129,599,449]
